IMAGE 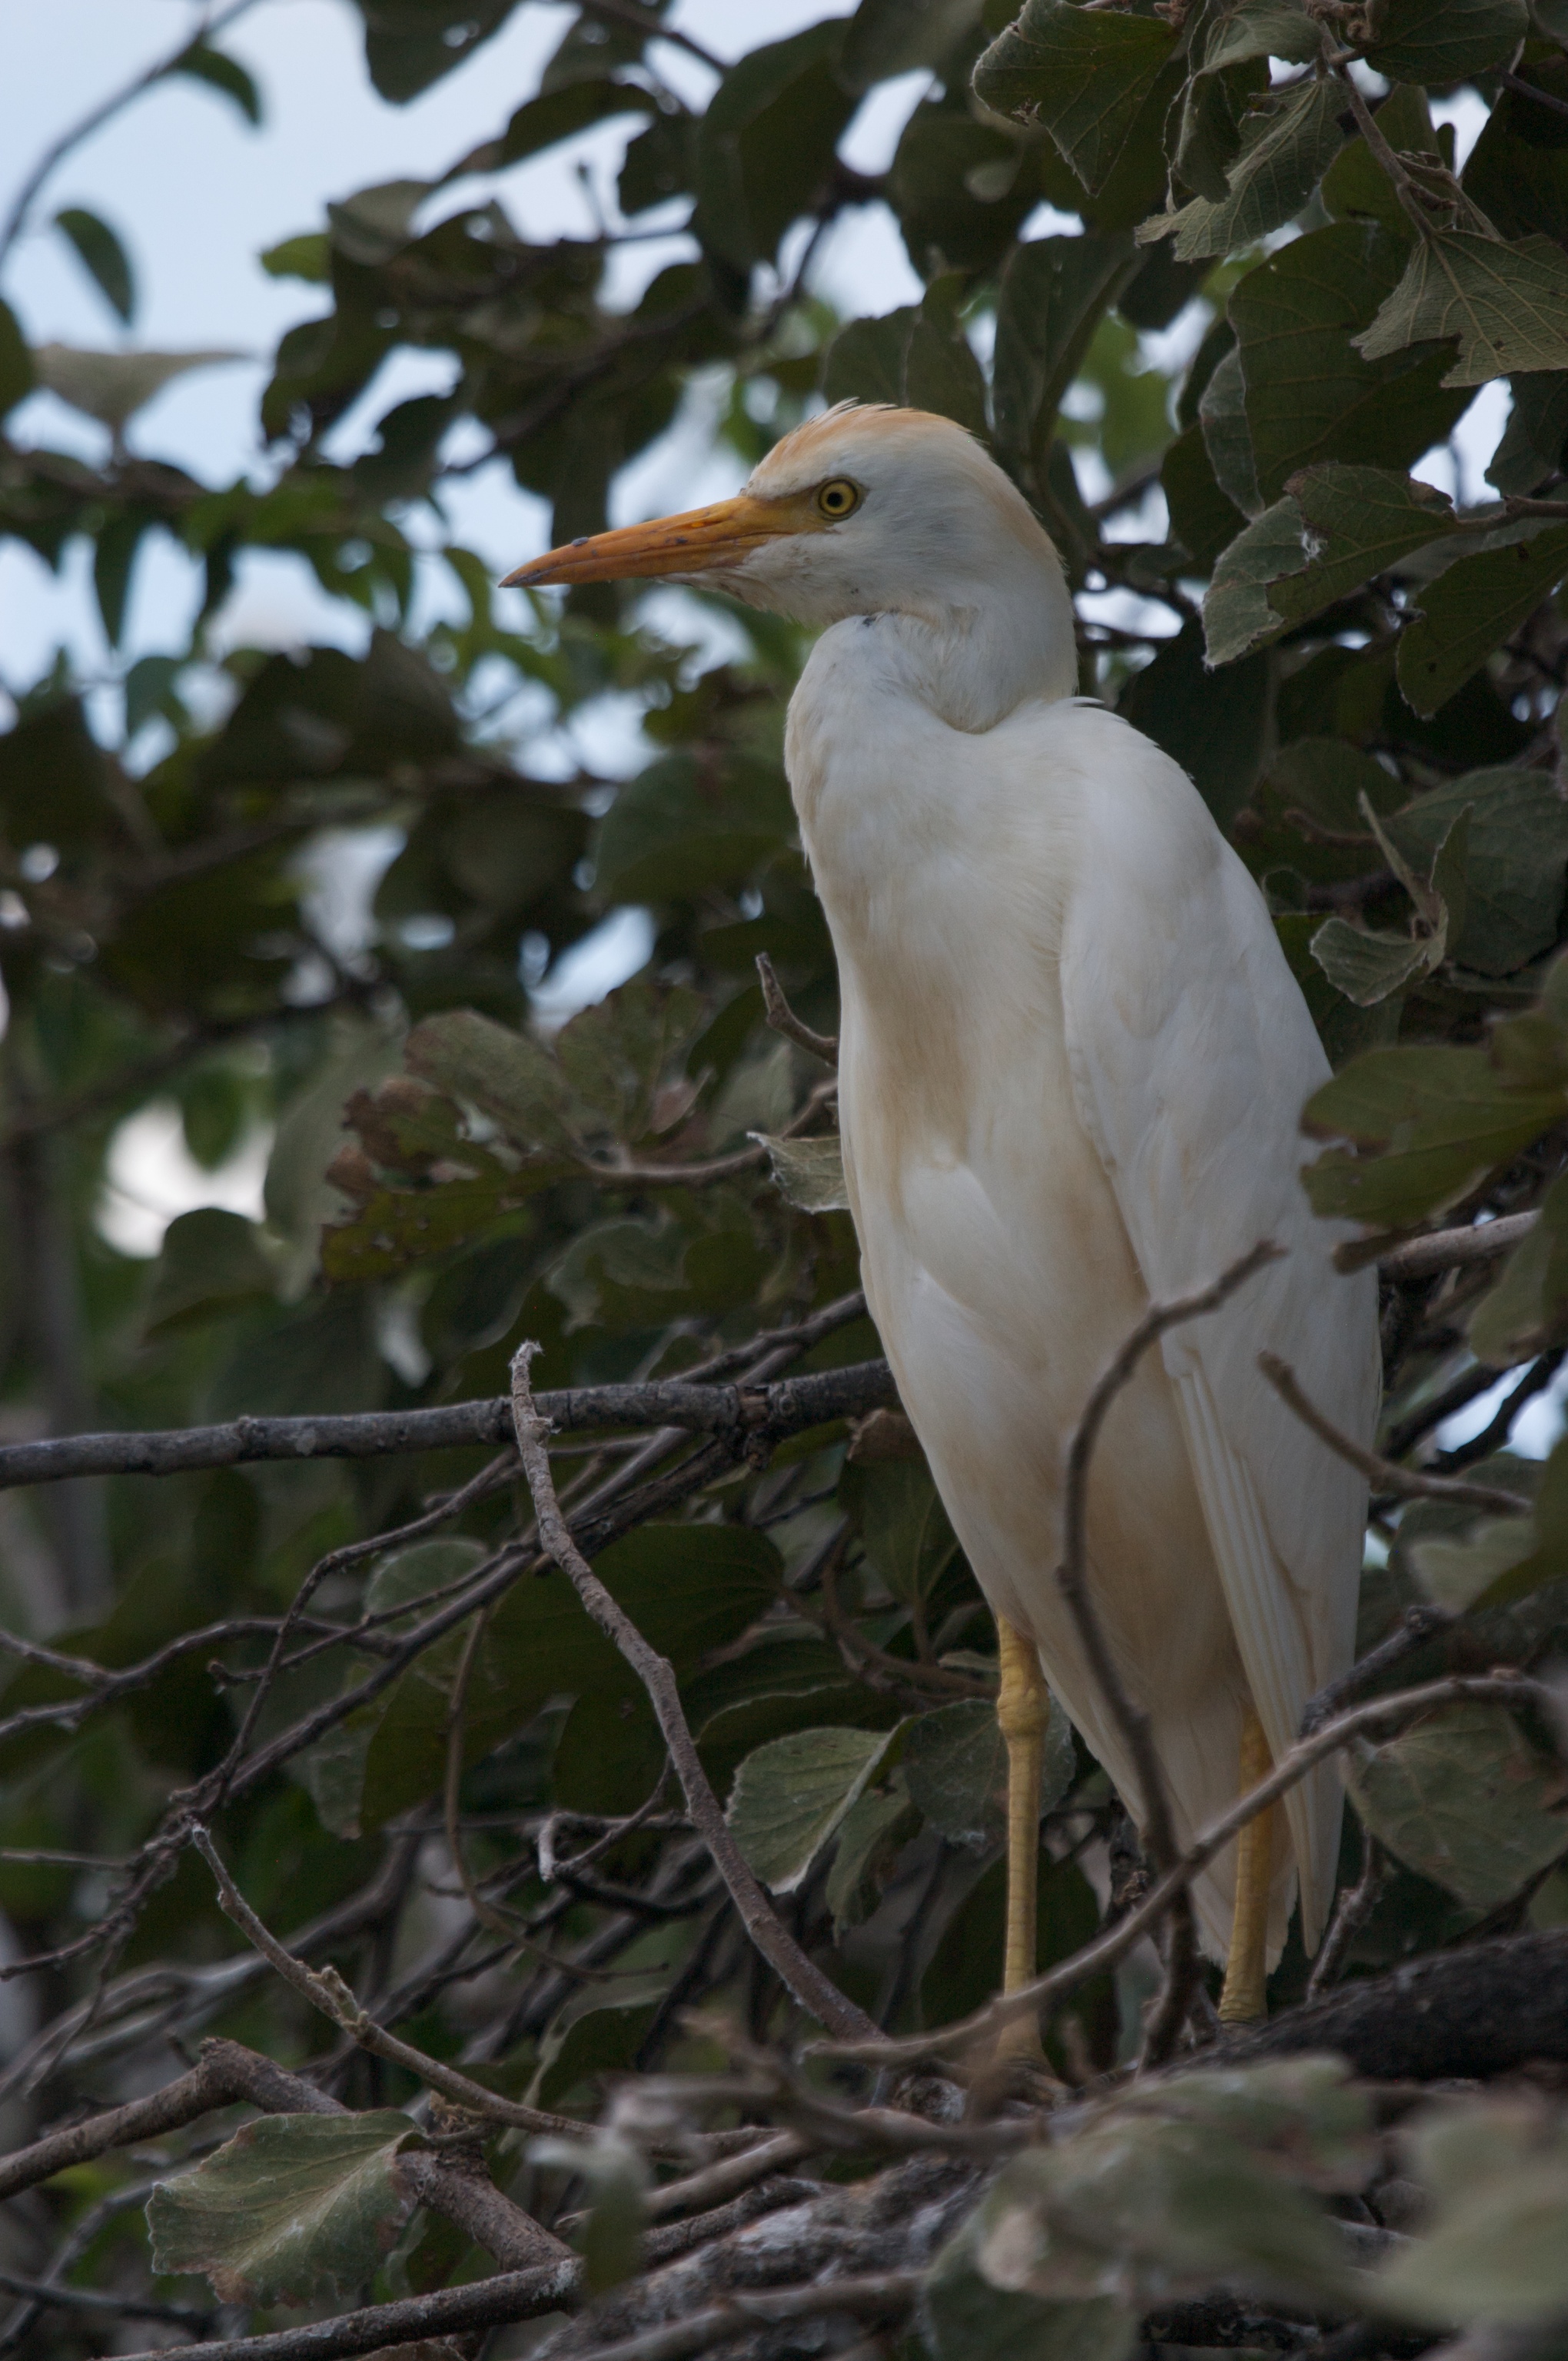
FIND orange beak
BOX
[501,489,814,589]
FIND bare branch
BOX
[756,954,838,1066]
[191,1825,593,2147]
[1259,1353,1532,1515]
[510,1342,883,2046]
[1369,1207,1538,1283]
[0,1358,896,1493]
[1300,1605,1455,1739]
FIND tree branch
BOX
[755,954,838,1066]
[509,1343,883,2046]
[0,1360,897,1493]
[1258,1354,1531,1515]
[1369,1208,1538,1283]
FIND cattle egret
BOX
[505,404,1380,2036]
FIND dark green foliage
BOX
[6,4,1568,2351]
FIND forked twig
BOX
[509,1343,882,2046]
[756,954,838,1066]
[1258,1353,1532,1516]
[190,1825,587,2137]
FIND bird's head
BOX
[502,402,1070,645]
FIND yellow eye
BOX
[816,477,861,520]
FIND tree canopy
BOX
[3,2,1568,2356]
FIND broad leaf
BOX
[1354,231,1568,387]
[1469,1172,1568,1368]
[404,1007,576,1152]
[992,234,1138,477]
[1347,1704,1568,1910]
[1118,623,1271,828]
[0,297,33,418]
[54,207,136,325]
[1397,523,1568,716]
[1204,467,1455,665]
[148,2113,424,2306]
[32,342,245,433]
[1487,370,1568,494]
[972,1,1176,194]
[1144,78,1347,263]
[726,1724,901,1892]
[824,1781,919,1931]
[1301,1041,1567,1226]
[1229,224,1470,503]
[168,40,264,124]
[1310,921,1433,1006]
[1363,0,1529,85]
[902,1694,1075,1850]
[1375,2098,1568,2329]
[1386,765,1568,975]
[752,1131,849,1213]
[1198,346,1262,517]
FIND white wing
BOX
[1058,709,1380,1947]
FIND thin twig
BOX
[1305,1831,1387,2003]
[1259,1353,1532,1515]
[1367,1208,1539,1283]
[509,1342,882,2046]
[811,1669,1550,2065]
[191,1825,593,2138]
[0,0,266,269]
[1058,1239,1283,2064]
[1300,1606,1456,1738]
[756,954,838,1066]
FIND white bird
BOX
[506,403,1381,2034]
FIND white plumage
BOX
[508,403,1382,1977]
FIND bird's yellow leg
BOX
[1218,1708,1274,2027]
[995,1618,1048,2061]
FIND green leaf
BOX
[1118,623,1271,829]
[824,1781,919,1932]
[147,2112,424,2306]
[726,1724,901,1892]
[1201,0,1321,72]
[902,1694,1075,1851]
[363,1524,782,1831]
[168,41,263,124]
[1230,224,1470,504]
[693,24,856,271]
[404,1008,576,1154]
[1487,370,1568,495]
[1310,919,1434,1006]
[927,2240,1133,2361]
[1363,0,1529,85]
[1354,231,1568,387]
[490,78,653,168]
[1386,765,1568,975]
[1301,1041,1568,1226]
[0,297,33,419]
[259,232,331,283]
[840,0,984,90]
[1144,78,1347,264]
[752,1131,848,1214]
[594,752,793,905]
[992,234,1138,477]
[843,1457,960,1606]
[1198,345,1262,517]
[1397,522,1568,716]
[1161,421,1247,566]
[1265,735,1406,835]
[1321,81,1443,237]
[1203,467,1456,666]
[1347,1705,1568,1911]
[1469,1174,1568,1369]
[144,1210,275,1339]
[1377,2097,1568,2329]
[945,2061,1364,2315]
[972,0,1176,194]
[53,207,135,325]
[33,343,245,434]
[357,0,517,102]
